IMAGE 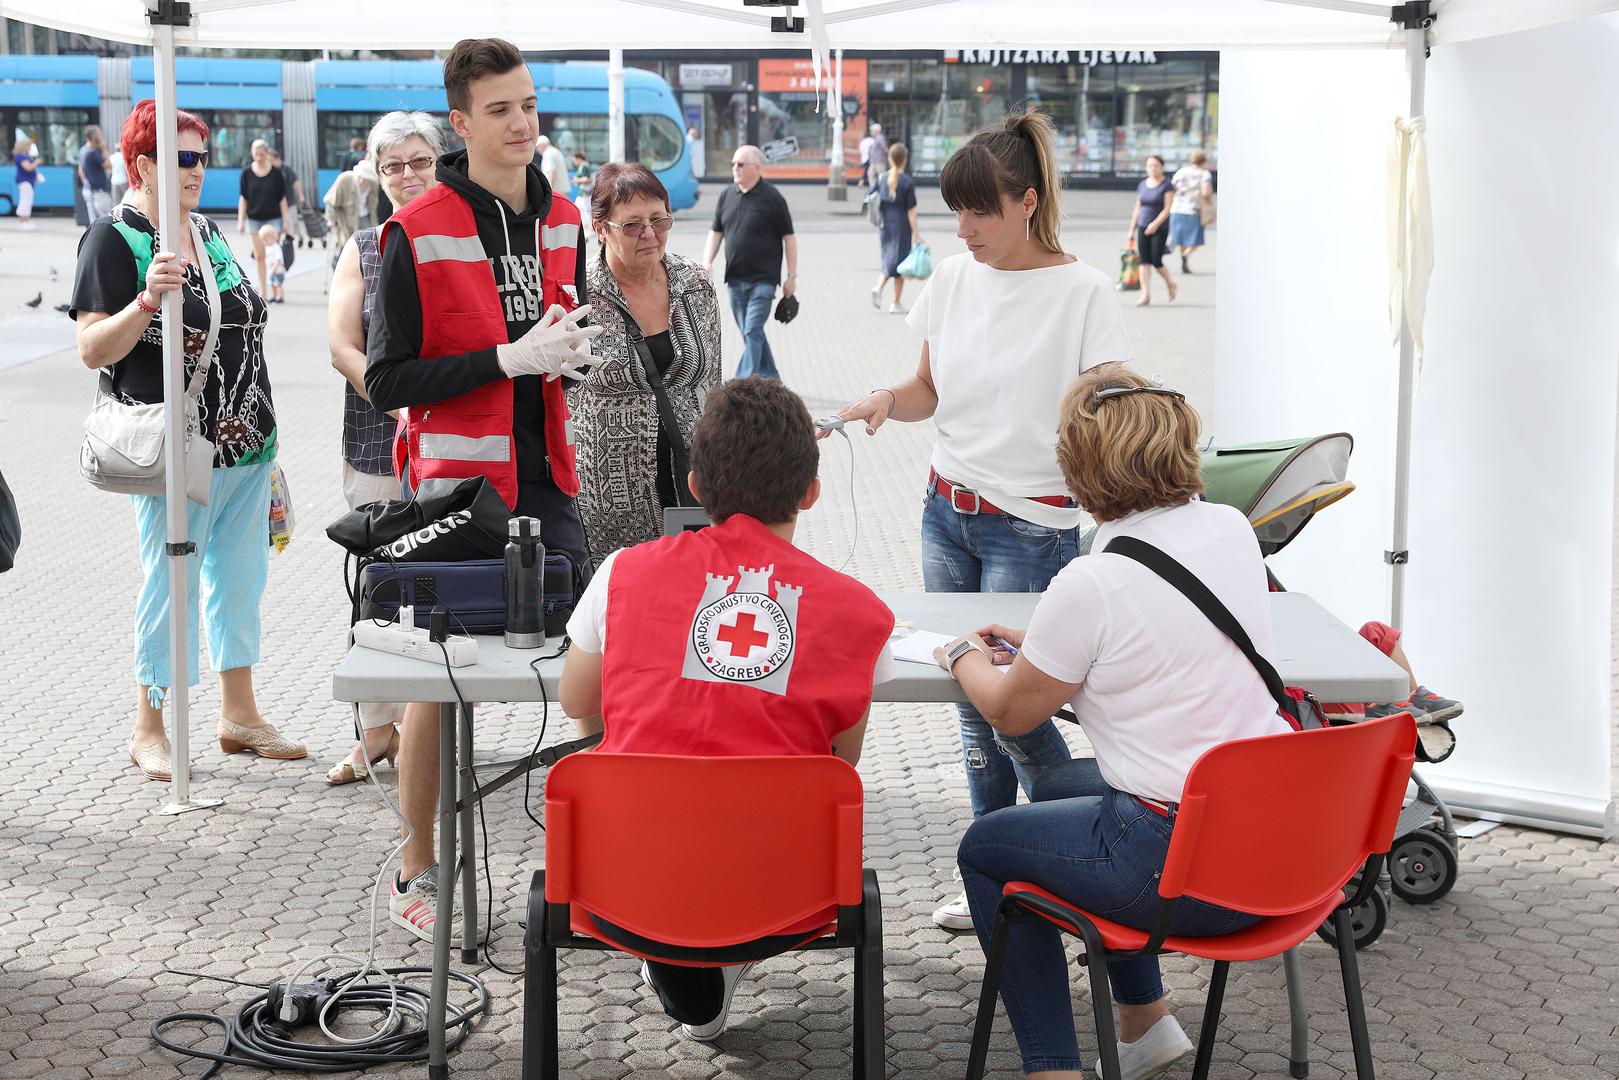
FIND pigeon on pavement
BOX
[24,292,42,309]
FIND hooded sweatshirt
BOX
[365,149,590,490]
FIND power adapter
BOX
[266,978,339,1027]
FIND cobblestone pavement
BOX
[0,186,1614,1079]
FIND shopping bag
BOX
[897,242,932,279]
[268,464,295,553]
[1117,238,1141,292]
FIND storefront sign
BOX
[761,136,800,162]
[945,49,1159,66]
[679,63,733,86]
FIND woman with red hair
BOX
[70,99,305,782]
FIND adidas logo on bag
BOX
[382,509,474,559]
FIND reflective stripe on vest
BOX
[419,432,511,463]
[413,233,486,265]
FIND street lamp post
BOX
[827,49,846,202]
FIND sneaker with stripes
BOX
[389,864,486,946]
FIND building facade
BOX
[623,48,1219,186]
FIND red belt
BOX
[1134,795,1174,817]
[928,469,1075,517]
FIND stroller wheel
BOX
[1389,828,1458,904]
[1315,885,1390,951]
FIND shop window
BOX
[1115,59,1209,173]
[12,108,95,166]
[911,64,1006,176]
[757,58,869,181]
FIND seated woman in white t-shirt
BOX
[935,363,1290,1080]
[826,111,1135,933]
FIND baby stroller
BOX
[1201,433,1461,949]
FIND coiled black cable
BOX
[151,966,488,1078]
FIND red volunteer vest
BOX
[599,515,894,756]
[383,183,583,507]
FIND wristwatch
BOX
[943,637,982,678]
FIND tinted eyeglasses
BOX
[176,150,209,169]
[602,216,675,239]
[379,155,436,178]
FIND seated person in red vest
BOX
[560,376,898,1042]
[365,37,602,946]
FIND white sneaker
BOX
[681,962,753,1042]
[869,285,881,308]
[932,891,974,931]
[888,303,905,314]
[389,865,487,946]
[1115,1014,1193,1080]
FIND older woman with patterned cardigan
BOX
[570,162,722,568]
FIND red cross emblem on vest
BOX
[682,563,802,695]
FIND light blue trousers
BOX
[131,462,271,702]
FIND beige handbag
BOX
[1200,191,1217,227]
[80,214,220,505]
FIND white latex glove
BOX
[495,303,603,382]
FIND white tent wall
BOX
[1217,16,1619,835]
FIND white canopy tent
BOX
[3,0,1614,830]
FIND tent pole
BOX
[149,0,220,816]
[827,48,845,201]
[1388,10,1429,629]
[608,48,625,163]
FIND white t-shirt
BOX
[1018,500,1290,802]
[567,548,901,684]
[541,146,569,193]
[1171,166,1209,215]
[906,252,1134,528]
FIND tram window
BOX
[12,108,95,166]
[633,114,684,171]
[320,112,461,170]
[195,111,281,170]
[538,113,683,172]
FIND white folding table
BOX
[333,589,1407,1077]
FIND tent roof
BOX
[0,0,1613,53]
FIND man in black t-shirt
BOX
[702,145,796,381]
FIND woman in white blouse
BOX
[828,111,1135,932]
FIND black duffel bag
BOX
[326,476,509,563]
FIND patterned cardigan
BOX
[568,251,722,568]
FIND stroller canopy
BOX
[1201,434,1355,556]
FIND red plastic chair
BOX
[965,713,1416,1080]
[523,753,883,1080]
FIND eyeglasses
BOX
[730,160,759,169]
[1093,385,1185,403]
[602,216,675,239]
[177,150,208,169]
[378,155,436,178]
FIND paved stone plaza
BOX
[0,186,1614,1079]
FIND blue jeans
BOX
[130,462,272,702]
[959,783,1260,1073]
[727,280,779,380]
[921,489,1079,817]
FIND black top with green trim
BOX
[70,205,278,468]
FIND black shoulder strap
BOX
[1103,535,1295,718]
[612,298,694,508]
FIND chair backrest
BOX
[544,753,864,948]
[1159,713,1415,917]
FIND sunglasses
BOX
[1093,385,1185,403]
[176,150,209,169]
[602,216,675,239]
[379,154,436,178]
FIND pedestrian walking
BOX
[1127,154,1177,305]
[537,134,570,199]
[12,138,40,230]
[323,158,379,253]
[343,136,365,171]
[571,150,595,220]
[78,125,113,219]
[702,145,796,380]
[868,143,920,314]
[109,143,127,205]
[236,138,289,298]
[571,161,722,568]
[70,99,305,784]
[1169,149,1214,273]
[324,109,444,785]
[270,148,308,247]
[858,121,888,189]
[825,110,1134,933]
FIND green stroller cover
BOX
[1201,433,1355,556]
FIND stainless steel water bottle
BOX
[504,516,545,648]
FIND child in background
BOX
[258,222,285,303]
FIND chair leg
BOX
[1081,930,1122,1080]
[853,870,885,1080]
[1190,960,1229,1080]
[965,906,1014,1080]
[1334,908,1377,1080]
[522,871,547,1080]
[1282,946,1311,1078]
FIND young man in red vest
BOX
[559,377,897,1041]
[366,37,602,945]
